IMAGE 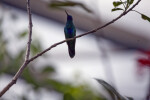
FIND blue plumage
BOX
[64,11,76,58]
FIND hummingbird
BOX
[64,10,76,58]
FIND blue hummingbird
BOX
[64,10,76,58]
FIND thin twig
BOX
[26,0,33,60]
[131,9,142,15]
[0,0,141,97]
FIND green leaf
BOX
[31,40,42,55]
[0,18,3,27]
[63,93,75,100]
[23,68,40,89]
[18,31,28,38]
[42,66,55,74]
[127,0,134,5]
[130,0,134,4]
[10,50,25,72]
[0,31,2,38]
[111,8,123,12]
[49,1,92,13]
[95,79,126,100]
[141,14,150,22]
[31,44,38,55]
[45,79,71,92]
[113,1,123,7]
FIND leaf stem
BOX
[119,0,126,9]
[131,9,142,15]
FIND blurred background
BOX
[0,0,150,100]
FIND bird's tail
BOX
[68,46,75,58]
[67,40,75,58]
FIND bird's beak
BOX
[65,10,69,16]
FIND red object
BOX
[137,50,150,68]
[138,59,150,67]
[141,51,150,55]
[136,51,150,75]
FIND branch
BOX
[0,0,33,97]
[29,0,141,62]
[0,0,141,97]
[26,0,33,61]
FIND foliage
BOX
[112,0,150,23]
[112,0,134,11]
[141,14,150,22]
[96,79,133,100]
[49,1,92,13]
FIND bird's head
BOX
[65,10,73,21]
